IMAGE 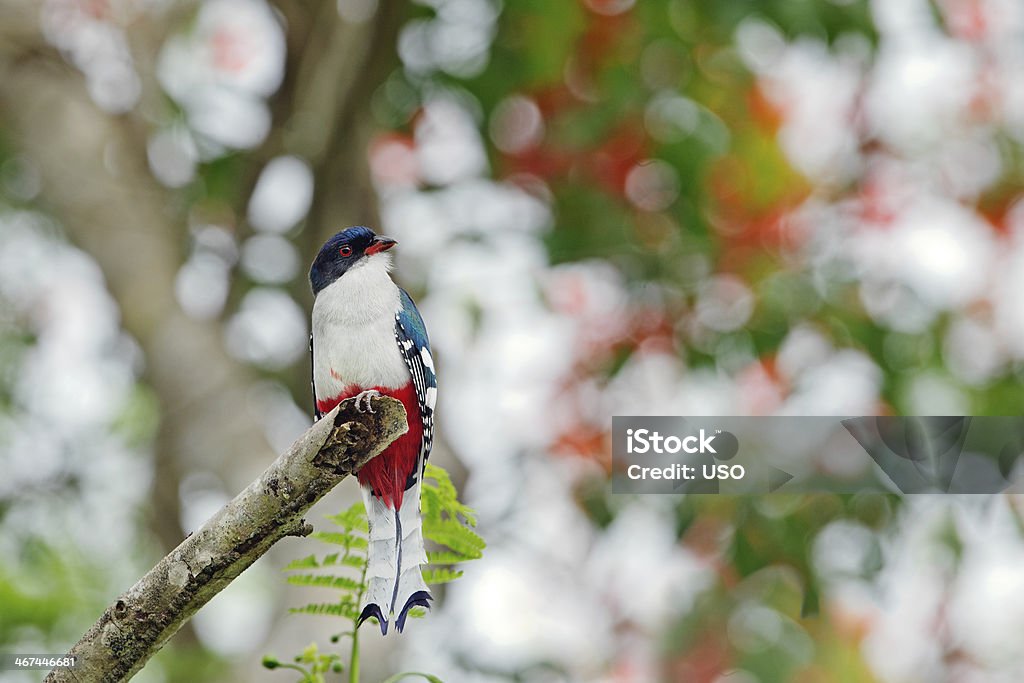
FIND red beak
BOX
[365,236,397,255]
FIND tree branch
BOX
[44,395,408,683]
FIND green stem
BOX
[275,663,310,677]
[348,538,367,683]
[378,673,443,683]
[348,625,360,683]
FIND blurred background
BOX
[2,0,1024,681]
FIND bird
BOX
[308,226,436,635]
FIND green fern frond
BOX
[419,487,446,519]
[325,503,370,532]
[425,550,475,565]
[421,568,464,584]
[312,553,365,570]
[417,462,486,591]
[269,464,484,683]
[421,464,478,526]
[310,531,368,550]
[339,555,366,569]
[421,494,477,531]
[289,602,361,620]
[423,463,457,497]
[282,554,321,571]
[424,520,485,560]
[285,574,364,592]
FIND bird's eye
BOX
[339,245,353,257]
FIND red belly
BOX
[317,383,422,509]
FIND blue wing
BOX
[394,288,436,476]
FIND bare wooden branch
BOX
[45,396,408,683]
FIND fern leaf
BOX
[340,555,365,569]
[325,503,369,532]
[420,487,443,520]
[423,464,478,526]
[424,521,485,559]
[423,463,457,498]
[420,485,477,529]
[282,462,482,644]
[426,550,476,565]
[282,554,320,571]
[422,568,464,585]
[286,574,363,592]
[311,531,368,550]
[289,602,361,620]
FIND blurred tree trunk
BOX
[265,0,405,403]
[0,46,268,556]
[0,0,401,648]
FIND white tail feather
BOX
[358,481,431,634]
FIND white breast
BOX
[311,255,410,398]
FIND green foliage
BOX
[108,384,161,450]
[264,463,484,683]
[289,602,361,621]
[0,541,96,642]
[420,463,485,580]
[278,463,484,627]
[262,643,344,683]
[282,500,370,632]
[287,574,364,592]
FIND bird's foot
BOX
[354,389,382,413]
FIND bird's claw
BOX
[355,390,382,413]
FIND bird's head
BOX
[309,226,397,295]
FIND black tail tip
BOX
[357,603,388,636]
[395,590,433,633]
